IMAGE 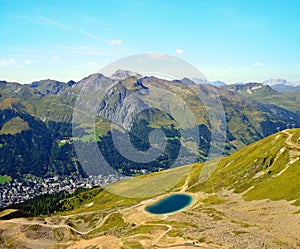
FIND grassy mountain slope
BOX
[0,95,35,115]
[251,91,300,115]
[26,79,74,95]
[0,116,29,135]
[271,84,300,93]
[223,82,300,115]
[0,109,85,179]
[188,129,300,205]
[1,129,300,248]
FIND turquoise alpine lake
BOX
[145,193,193,214]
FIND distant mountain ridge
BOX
[191,78,227,86]
[1,70,300,179]
[263,78,293,86]
[223,82,278,96]
[270,84,300,93]
[26,79,77,95]
[260,78,300,93]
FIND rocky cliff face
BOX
[97,79,149,130]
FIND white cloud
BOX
[175,48,184,54]
[0,58,16,66]
[297,64,300,68]
[111,39,122,45]
[52,55,60,60]
[253,62,264,67]
[24,59,32,65]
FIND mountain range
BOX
[0,70,300,179]
[193,78,300,94]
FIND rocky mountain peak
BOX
[180,78,196,85]
[110,69,143,80]
[211,80,227,86]
[263,79,292,86]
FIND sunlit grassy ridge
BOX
[291,129,300,144]
[188,129,300,205]
[0,117,29,135]
[57,188,141,215]
[251,91,300,114]
[0,96,35,115]
[106,165,189,198]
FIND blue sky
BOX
[0,0,300,83]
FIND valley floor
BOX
[0,189,300,249]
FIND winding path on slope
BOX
[149,223,209,249]
[282,129,300,149]
[0,199,148,240]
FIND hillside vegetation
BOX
[1,129,300,248]
[54,128,300,214]
[188,129,300,205]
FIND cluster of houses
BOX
[0,174,126,208]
